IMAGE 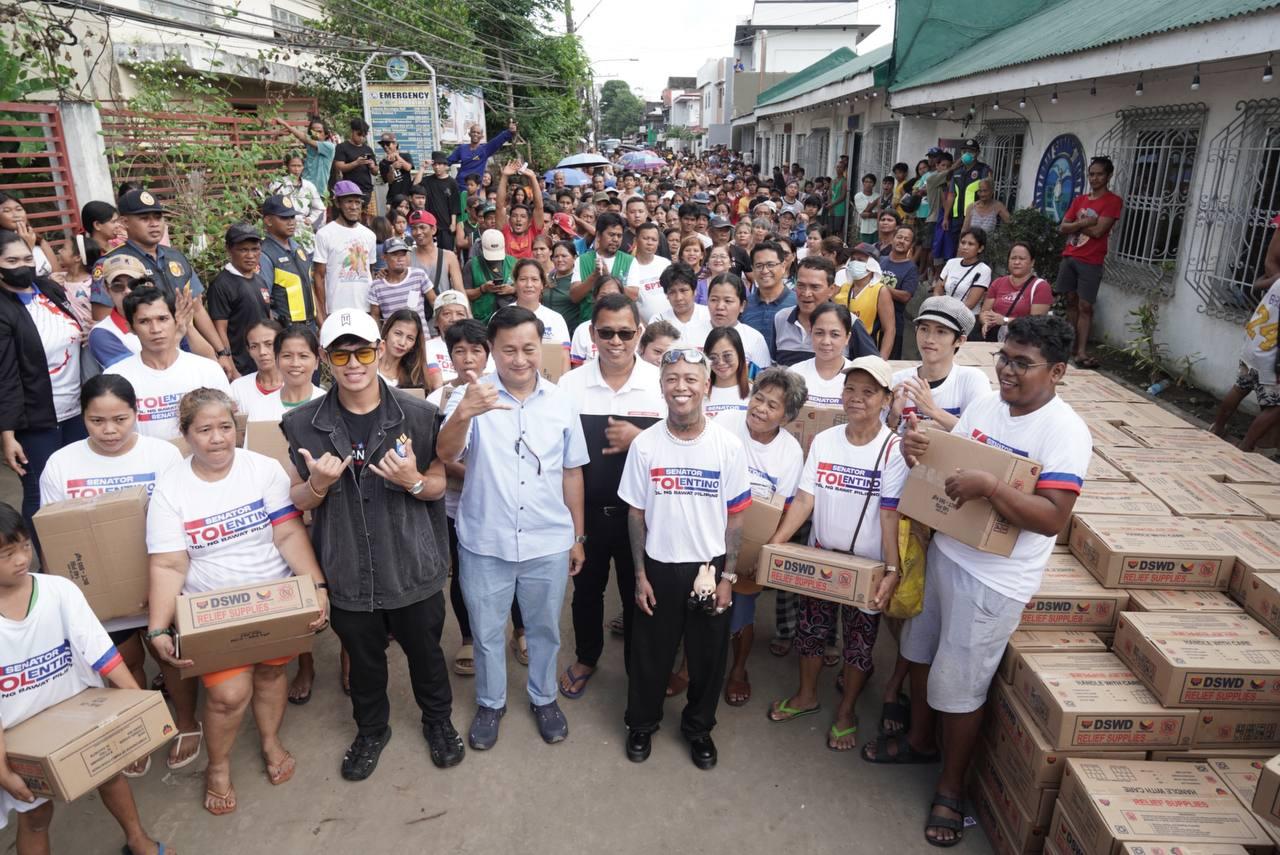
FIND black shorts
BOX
[1055,256,1104,304]
[108,626,141,646]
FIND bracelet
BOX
[145,627,173,640]
[315,581,328,590]
[307,478,328,499]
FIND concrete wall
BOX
[756,100,891,177]
[754,30,864,75]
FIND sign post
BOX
[360,52,442,167]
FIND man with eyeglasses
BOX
[438,306,589,751]
[741,240,796,356]
[555,293,665,701]
[869,314,1090,848]
[87,255,148,368]
[618,346,751,770]
[282,307,464,782]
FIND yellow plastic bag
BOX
[885,519,929,620]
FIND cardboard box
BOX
[754,543,883,608]
[1089,418,1147,448]
[971,774,1039,855]
[1113,612,1280,709]
[782,405,845,456]
[1088,454,1131,483]
[1192,709,1280,750]
[733,491,786,593]
[538,342,568,382]
[174,576,321,678]
[1205,521,1280,601]
[244,420,294,476]
[1000,630,1109,683]
[1251,753,1280,827]
[1150,748,1278,762]
[1240,573,1280,637]
[974,750,1051,850]
[898,427,1041,557]
[1045,802,1090,855]
[1057,757,1271,854]
[1020,553,1129,632]
[1097,448,1238,479]
[1135,474,1266,520]
[1120,846,1250,855]
[1121,427,1235,453]
[1068,515,1235,590]
[1071,481,1172,519]
[1209,450,1280,485]
[989,682,1146,789]
[1209,758,1280,848]
[1011,652,1197,750]
[32,486,150,622]
[1118,403,1194,430]
[1225,484,1280,521]
[1127,589,1243,613]
[2,689,174,801]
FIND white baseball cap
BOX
[319,308,381,348]
[434,290,472,315]
[480,229,506,261]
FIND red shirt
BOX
[502,223,541,259]
[985,275,1052,319]
[1062,191,1122,265]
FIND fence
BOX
[0,101,80,238]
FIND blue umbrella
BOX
[544,168,590,187]
[556,152,610,169]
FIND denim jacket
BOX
[281,380,448,612]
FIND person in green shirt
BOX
[465,229,517,322]
[568,212,633,325]
[829,159,848,234]
[544,237,580,334]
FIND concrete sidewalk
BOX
[1,583,992,855]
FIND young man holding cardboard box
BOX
[866,315,1091,848]
[0,503,169,855]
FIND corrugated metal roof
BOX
[757,45,892,108]
[890,0,1280,92]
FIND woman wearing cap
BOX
[88,256,160,369]
[933,227,991,312]
[834,244,895,360]
[229,319,285,416]
[377,308,428,389]
[0,229,87,532]
[767,356,904,751]
[979,242,1050,342]
[424,291,485,389]
[511,259,571,377]
[409,210,465,296]
[146,387,328,816]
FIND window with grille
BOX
[976,119,1026,211]
[1185,99,1280,321]
[861,122,898,184]
[142,0,211,25]
[1095,103,1206,297]
[271,4,305,38]
[773,134,785,170]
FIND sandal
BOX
[724,673,751,706]
[166,722,203,771]
[558,665,593,699]
[925,793,966,848]
[454,643,476,677]
[509,634,529,666]
[203,784,237,817]
[828,718,859,751]
[264,750,296,786]
[768,697,820,722]
[1073,356,1101,369]
[881,693,911,735]
[608,614,625,636]
[860,733,941,765]
[768,637,793,657]
[121,843,169,855]
[123,754,151,779]
[666,671,689,697]
[822,650,840,668]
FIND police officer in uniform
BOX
[89,189,226,372]
[258,194,315,330]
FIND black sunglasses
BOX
[595,327,637,341]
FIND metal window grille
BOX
[976,119,1026,211]
[0,102,79,240]
[809,127,830,178]
[270,5,305,39]
[141,0,211,26]
[1185,99,1280,322]
[794,133,806,174]
[1095,103,1206,297]
[862,122,898,184]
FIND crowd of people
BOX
[5,108,1274,854]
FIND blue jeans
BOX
[459,545,569,709]
[17,415,87,532]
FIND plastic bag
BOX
[885,519,929,620]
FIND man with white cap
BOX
[311,180,376,325]
[886,295,992,434]
[463,229,516,323]
[282,307,463,782]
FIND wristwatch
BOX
[215,349,232,358]
[721,570,738,584]
[574,534,588,545]
[884,565,899,574]
[409,478,425,495]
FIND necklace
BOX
[665,418,706,445]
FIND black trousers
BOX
[572,505,636,669]
[330,593,452,736]
[625,554,729,740]
[448,516,522,640]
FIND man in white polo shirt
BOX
[555,293,665,701]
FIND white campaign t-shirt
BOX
[0,575,118,730]
[889,364,993,430]
[716,410,803,502]
[425,336,496,383]
[312,220,377,312]
[106,351,232,439]
[25,291,83,421]
[533,303,572,348]
[230,372,280,418]
[570,322,599,365]
[618,419,752,563]
[935,394,1092,602]
[705,383,749,417]
[657,304,713,350]
[733,322,773,374]
[146,449,300,594]
[938,258,992,303]
[242,385,326,422]
[39,436,182,503]
[627,256,672,321]
[791,358,852,408]
[428,385,466,519]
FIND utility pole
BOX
[565,0,574,34]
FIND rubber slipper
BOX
[510,635,529,666]
[608,615,625,636]
[925,793,965,848]
[860,733,941,764]
[122,843,167,855]
[204,784,237,817]
[828,718,859,751]
[666,671,689,697]
[768,697,820,722]
[264,751,295,785]
[287,685,312,706]
[724,674,751,706]
[166,722,203,771]
[123,754,151,779]
[822,651,840,668]
[558,665,593,700]
[454,643,476,677]
[768,637,793,657]
[881,693,911,735]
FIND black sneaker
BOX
[423,720,465,768]
[341,727,391,781]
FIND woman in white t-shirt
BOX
[377,309,428,389]
[37,374,183,773]
[765,356,905,752]
[656,262,713,348]
[229,319,284,418]
[789,303,854,408]
[242,325,325,422]
[715,368,807,707]
[144,388,328,818]
[0,505,170,853]
[511,258,571,376]
[705,272,772,374]
[933,228,992,310]
[704,326,750,417]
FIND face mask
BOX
[0,265,36,290]
[846,260,868,280]
[961,152,975,166]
